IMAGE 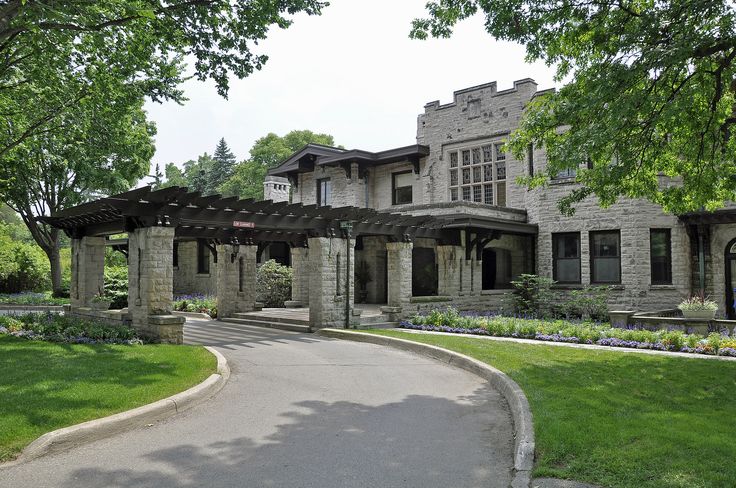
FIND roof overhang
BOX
[268,144,347,177]
[318,144,430,170]
[679,208,736,225]
[441,214,538,235]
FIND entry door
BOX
[726,239,736,319]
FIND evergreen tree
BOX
[208,138,237,193]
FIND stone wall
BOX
[289,246,310,306]
[70,236,106,308]
[264,175,291,202]
[308,236,357,328]
[173,240,217,296]
[216,244,258,318]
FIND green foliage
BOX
[257,259,293,308]
[104,266,129,309]
[678,294,719,312]
[412,0,736,214]
[0,313,138,343]
[209,138,237,194]
[0,292,69,306]
[220,130,338,199]
[173,295,217,318]
[506,274,556,318]
[0,231,50,293]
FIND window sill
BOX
[196,273,211,277]
[649,284,676,290]
[549,178,577,186]
[480,289,512,295]
[410,295,453,303]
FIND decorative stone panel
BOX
[216,244,257,318]
[70,236,105,308]
[386,241,413,310]
[308,236,357,329]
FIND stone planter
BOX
[91,300,112,311]
[681,309,716,320]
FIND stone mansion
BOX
[48,79,736,342]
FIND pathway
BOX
[0,318,514,488]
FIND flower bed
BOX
[403,308,736,357]
[173,294,217,318]
[0,291,69,306]
[0,313,141,344]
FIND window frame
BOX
[316,177,332,207]
[392,170,413,205]
[447,141,507,206]
[650,228,672,285]
[552,232,581,284]
[590,230,622,284]
[197,239,210,275]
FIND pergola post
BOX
[437,245,462,296]
[70,236,106,309]
[127,226,184,344]
[308,236,356,329]
[386,240,413,312]
[286,246,309,307]
[216,243,257,318]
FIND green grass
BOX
[0,336,215,462]
[367,330,736,488]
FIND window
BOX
[392,171,413,205]
[553,233,581,283]
[197,240,210,274]
[317,178,331,207]
[447,141,507,206]
[556,168,577,179]
[590,231,621,283]
[527,144,534,176]
[494,143,506,161]
[650,229,672,285]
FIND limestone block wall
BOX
[216,244,257,318]
[526,177,691,311]
[70,236,105,308]
[386,241,413,308]
[308,237,356,328]
[173,241,217,296]
[290,246,310,304]
[417,79,538,209]
[263,175,291,202]
[437,245,462,296]
[370,161,427,211]
[294,165,366,208]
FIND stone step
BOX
[220,317,311,333]
[354,322,399,330]
[231,312,310,326]
[358,314,392,325]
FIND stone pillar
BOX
[70,236,106,308]
[287,246,309,307]
[386,241,413,309]
[437,245,462,296]
[216,244,257,318]
[308,236,356,329]
[471,254,483,294]
[127,226,184,344]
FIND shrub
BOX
[104,266,128,309]
[506,274,556,318]
[173,294,216,318]
[0,233,50,293]
[256,259,292,308]
[0,312,140,344]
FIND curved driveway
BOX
[0,319,514,488]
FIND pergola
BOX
[40,186,466,342]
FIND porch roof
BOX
[679,208,736,225]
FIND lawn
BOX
[0,336,215,462]
[367,329,736,488]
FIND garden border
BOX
[0,346,229,468]
[0,305,64,312]
[317,328,535,488]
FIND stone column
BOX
[386,241,413,309]
[471,254,483,294]
[287,246,309,307]
[437,245,462,297]
[70,236,106,308]
[308,236,356,329]
[216,244,257,318]
[127,226,184,344]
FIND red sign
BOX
[233,221,255,229]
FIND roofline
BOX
[268,143,346,176]
[318,144,430,166]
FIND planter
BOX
[681,309,716,320]
[91,300,112,311]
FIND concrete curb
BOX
[2,346,229,468]
[317,329,534,488]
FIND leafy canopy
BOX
[412,0,736,214]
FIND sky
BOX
[144,0,560,169]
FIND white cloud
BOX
[144,0,558,168]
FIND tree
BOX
[0,88,154,294]
[151,163,165,189]
[208,138,237,193]
[411,0,736,215]
[220,129,337,199]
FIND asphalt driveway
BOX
[0,318,514,488]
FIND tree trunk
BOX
[43,229,63,296]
